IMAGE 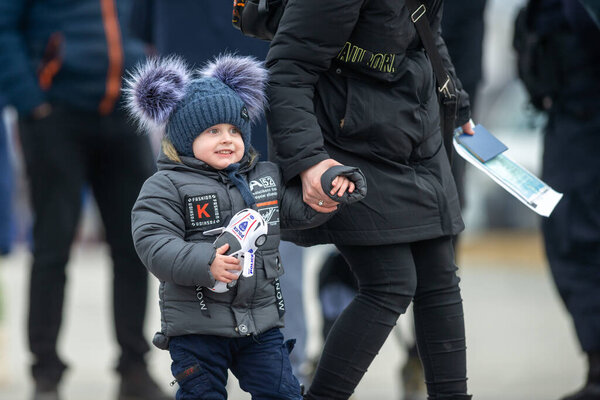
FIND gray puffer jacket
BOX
[132,150,328,341]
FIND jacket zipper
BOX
[98,0,123,115]
[38,32,63,91]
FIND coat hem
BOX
[282,218,464,246]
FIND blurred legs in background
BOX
[542,112,600,400]
[18,106,166,400]
[279,240,310,387]
[0,102,13,256]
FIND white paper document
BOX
[453,137,563,217]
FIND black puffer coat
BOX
[266,0,470,245]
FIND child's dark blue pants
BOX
[169,328,303,400]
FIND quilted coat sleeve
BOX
[265,0,365,183]
[131,174,216,288]
[279,179,333,230]
[0,0,46,113]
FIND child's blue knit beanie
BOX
[124,54,268,157]
[166,78,251,156]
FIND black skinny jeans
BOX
[306,236,468,400]
[19,105,155,383]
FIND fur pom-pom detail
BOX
[124,56,191,131]
[200,54,268,123]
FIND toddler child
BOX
[126,54,365,399]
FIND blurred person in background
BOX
[514,1,600,399]
[0,95,14,256]
[129,0,312,386]
[442,0,487,228]
[0,1,169,400]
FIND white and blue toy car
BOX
[204,208,268,293]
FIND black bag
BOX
[512,1,560,111]
[232,0,286,41]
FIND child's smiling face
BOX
[192,123,245,169]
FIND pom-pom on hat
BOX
[125,54,268,157]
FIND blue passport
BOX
[457,124,508,162]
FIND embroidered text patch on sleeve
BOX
[185,194,221,230]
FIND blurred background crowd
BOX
[0,0,599,399]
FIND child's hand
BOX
[330,176,356,198]
[210,244,242,284]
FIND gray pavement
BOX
[0,233,586,400]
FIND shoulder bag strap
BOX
[404,0,458,163]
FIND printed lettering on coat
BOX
[185,194,221,230]
[249,176,276,192]
[336,41,396,73]
[250,175,280,226]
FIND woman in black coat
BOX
[266,1,474,399]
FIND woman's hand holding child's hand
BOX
[301,159,366,212]
[210,244,242,284]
